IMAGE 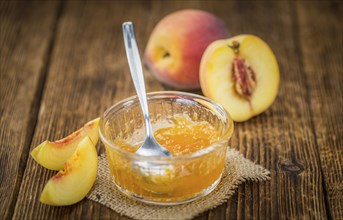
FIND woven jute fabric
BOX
[87,148,270,220]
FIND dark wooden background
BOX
[0,1,342,219]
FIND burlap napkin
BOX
[87,148,270,220]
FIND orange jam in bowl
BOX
[99,92,233,205]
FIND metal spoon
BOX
[122,22,171,157]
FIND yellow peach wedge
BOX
[200,35,280,122]
[31,117,100,170]
[40,136,98,206]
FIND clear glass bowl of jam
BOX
[99,91,234,205]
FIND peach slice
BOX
[200,35,280,122]
[40,136,98,206]
[31,118,100,170]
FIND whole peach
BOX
[144,9,229,89]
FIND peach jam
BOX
[104,115,227,204]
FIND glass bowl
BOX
[99,91,234,205]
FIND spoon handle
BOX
[122,22,153,137]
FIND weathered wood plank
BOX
[296,1,343,219]
[0,1,60,219]
[11,1,337,219]
[212,1,329,219]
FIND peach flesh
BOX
[39,136,98,206]
[31,118,100,170]
[200,35,280,121]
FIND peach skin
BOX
[144,9,229,89]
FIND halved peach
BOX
[200,35,280,122]
[40,136,98,206]
[31,118,100,170]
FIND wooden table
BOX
[1,1,342,219]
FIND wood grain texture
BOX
[0,1,59,219]
[2,0,340,219]
[296,1,343,219]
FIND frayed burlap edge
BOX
[87,148,270,220]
